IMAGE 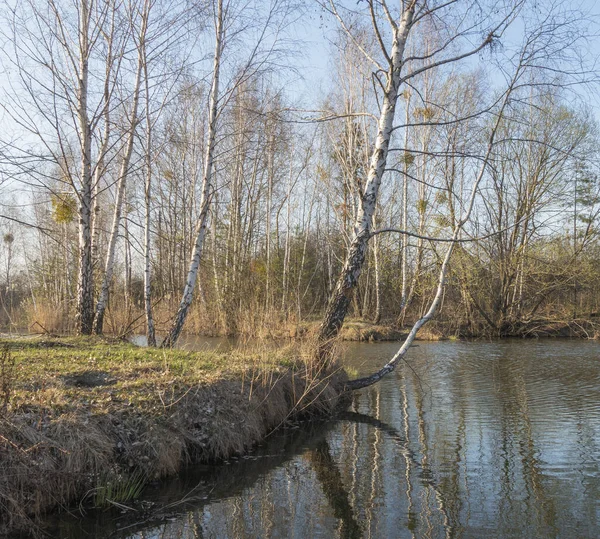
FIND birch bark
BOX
[93,2,148,335]
[75,0,94,335]
[347,74,516,389]
[161,0,223,347]
[318,3,416,353]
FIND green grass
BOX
[93,467,147,509]
[3,335,295,418]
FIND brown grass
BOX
[0,336,346,536]
[22,300,74,335]
[338,320,407,342]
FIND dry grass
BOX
[22,300,74,335]
[338,320,407,342]
[0,336,346,536]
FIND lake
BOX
[49,338,600,538]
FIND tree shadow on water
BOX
[45,410,454,539]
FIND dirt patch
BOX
[61,370,116,388]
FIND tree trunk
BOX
[161,0,223,348]
[143,42,156,346]
[317,6,416,356]
[347,80,512,389]
[75,0,94,335]
[91,8,116,267]
[400,92,410,315]
[372,216,381,324]
[93,11,146,334]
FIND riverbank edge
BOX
[196,318,600,342]
[0,337,348,537]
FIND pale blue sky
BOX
[291,0,600,115]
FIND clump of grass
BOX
[344,366,359,379]
[93,468,146,509]
[337,320,406,342]
[23,299,73,335]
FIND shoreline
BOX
[179,318,600,342]
[3,316,600,345]
[0,337,346,537]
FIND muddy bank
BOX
[0,337,346,537]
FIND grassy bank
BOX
[331,317,600,341]
[0,337,346,536]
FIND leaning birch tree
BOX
[324,1,597,387]
[316,0,523,358]
[161,0,295,347]
[159,0,224,348]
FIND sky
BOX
[291,0,600,117]
[1,0,600,271]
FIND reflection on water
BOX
[51,340,600,538]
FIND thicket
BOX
[1,0,599,341]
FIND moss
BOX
[0,336,346,536]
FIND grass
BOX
[92,467,147,509]
[338,320,407,342]
[4,337,303,412]
[0,335,346,536]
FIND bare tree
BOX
[338,1,597,387]
[317,0,520,357]
[161,0,296,346]
[160,0,224,347]
[0,0,129,333]
[93,0,149,335]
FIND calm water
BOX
[49,339,600,538]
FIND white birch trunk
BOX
[347,86,513,389]
[93,7,147,335]
[281,164,293,314]
[161,0,223,348]
[91,7,117,266]
[318,5,416,351]
[265,131,274,312]
[75,0,94,335]
[372,214,381,324]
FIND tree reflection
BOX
[308,439,363,538]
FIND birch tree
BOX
[339,2,597,387]
[92,0,188,335]
[159,0,224,348]
[0,0,129,334]
[317,0,520,357]
[143,37,156,346]
[161,0,295,346]
[93,0,149,335]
